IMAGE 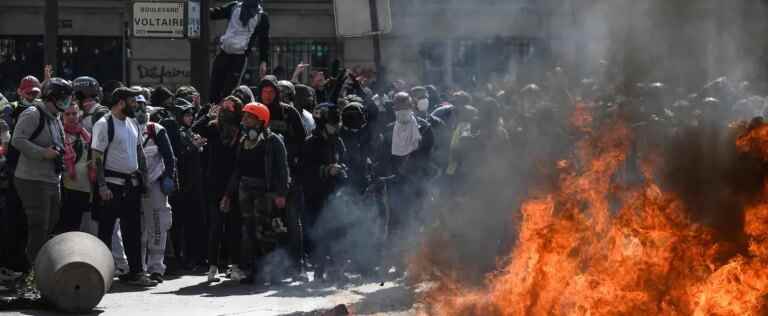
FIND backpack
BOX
[6,105,47,171]
[101,114,141,169]
[82,104,110,128]
[143,123,158,147]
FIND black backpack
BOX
[82,104,110,127]
[6,105,47,171]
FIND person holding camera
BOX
[11,78,71,287]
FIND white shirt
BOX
[219,4,260,55]
[141,123,166,183]
[92,115,139,183]
[301,109,315,136]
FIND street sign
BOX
[333,0,392,37]
[132,2,185,38]
[187,0,201,39]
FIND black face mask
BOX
[219,122,240,145]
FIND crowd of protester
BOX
[0,55,766,296]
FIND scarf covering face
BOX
[391,111,421,157]
[63,121,91,180]
[239,0,263,26]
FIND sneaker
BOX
[125,274,158,287]
[229,266,246,281]
[114,267,128,277]
[207,266,219,282]
[0,267,22,282]
[149,273,164,283]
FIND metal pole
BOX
[122,21,128,84]
[191,0,211,103]
[44,0,58,75]
[368,0,382,82]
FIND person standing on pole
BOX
[209,0,270,104]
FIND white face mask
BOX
[247,128,260,140]
[417,99,429,112]
[395,110,413,124]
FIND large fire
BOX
[416,108,768,315]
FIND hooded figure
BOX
[301,103,347,280]
[377,93,434,264]
[169,101,207,269]
[232,85,255,104]
[209,0,271,103]
[257,76,307,169]
[256,76,307,278]
[294,84,316,134]
[191,96,245,281]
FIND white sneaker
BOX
[207,265,219,282]
[229,265,246,281]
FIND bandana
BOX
[63,121,91,180]
[391,112,421,156]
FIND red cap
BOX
[19,76,41,95]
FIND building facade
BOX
[0,0,558,96]
[3,0,765,97]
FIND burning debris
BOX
[415,103,768,316]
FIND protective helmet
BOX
[315,102,341,127]
[73,76,102,101]
[277,80,295,101]
[342,102,366,130]
[41,78,74,111]
[243,102,270,126]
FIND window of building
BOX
[241,38,339,85]
[0,36,123,98]
[419,37,539,87]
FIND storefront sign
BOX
[132,2,185,38]
[131,60,190,85]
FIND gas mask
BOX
[54,97,72,112]
[241,124,263,141]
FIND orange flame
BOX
[418,111,768,315]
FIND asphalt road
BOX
[0,273,418,316]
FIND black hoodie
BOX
[257,76,307,171]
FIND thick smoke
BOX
[306,0,768,296]
[401,0,768,288]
